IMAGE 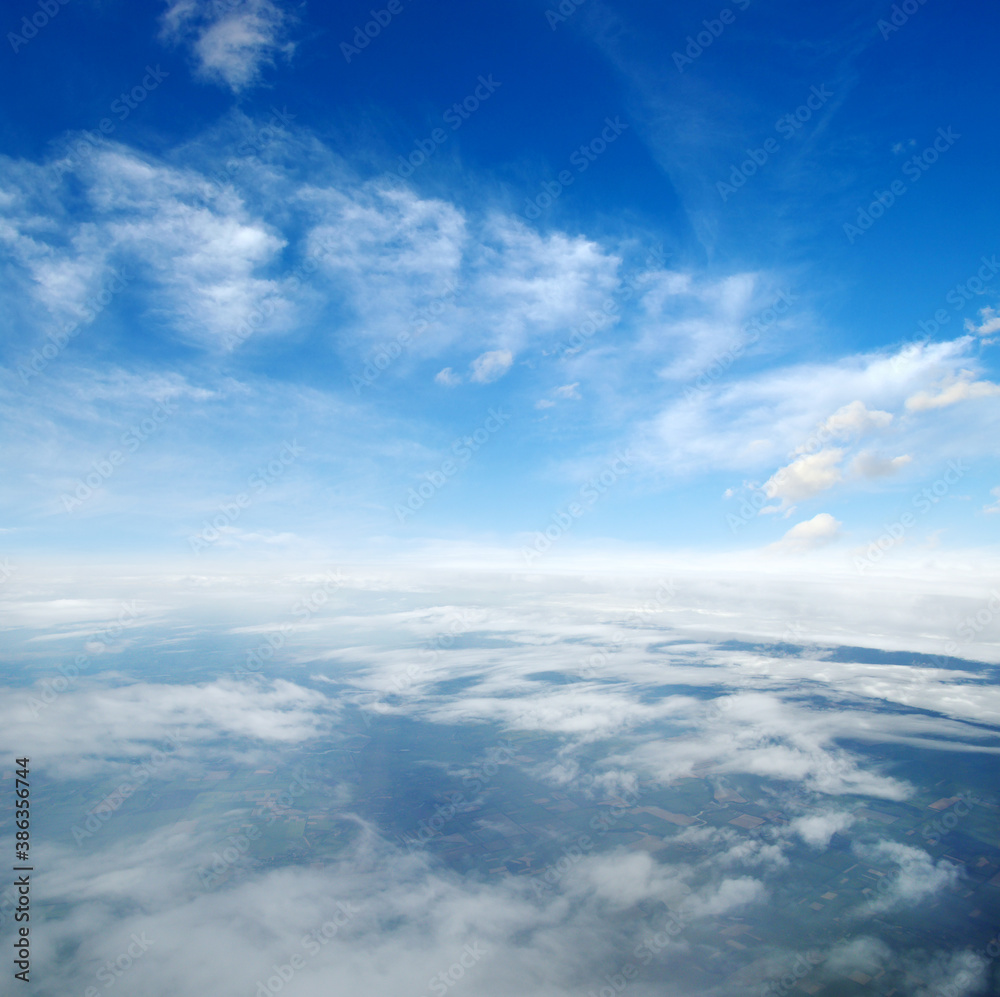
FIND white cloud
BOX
[32,827,607,997]
[1,144,289,350]
[565,851,692,911]
[0,678,336,779]
[435,367,461,387]
[753,404,899,512]
[854,841,962,914]
[966,305,1000,337]
[905,372,1000,411]
[810,400,893,442]
[109,201,288,350]
[770,513,842,552]
[207,526,298,547]
[823,937,892,979]
[536,383,580,408]
[850,451,912,479]
[640,337,992,479]
[161,0,295,93]
[469,349,513,384]
[307,191,621,370]
[311,185,466,306]
[904,950,989,997]
[984,486,1000,514]
[474,220,621,353]
[765,450,844,502]
[786,811,854,848]
[686,875,769,917]
[642,270,764,381]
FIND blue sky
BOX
[1,0,998,569]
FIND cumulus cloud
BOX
[905,372,1000,411]
[765,450,844,502]
[809,400,893,442]
[744,396,913,508]
[786,810,854,848]
[850,451,912,479]
[674,824,789,872]
[640,337,992,481]
[854,841,962,914]
[161,0,295,92]
[565,851,692,911]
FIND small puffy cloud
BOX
[790,401,893,457]
[535,398,555,409]
[161,0,295,93]
[816,400,893,439]
[966,305,1000,337]
[787,811,854,848]
[772,513,842,552]
[850,451,912,479]
[765,449,844,502]
[566,851,690,910]
[469,349,513,384]
[855,841,962,914]
[984,487,1000,514]
[435,367,461,387]
[905,372,1000,411]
